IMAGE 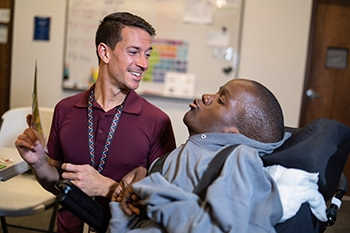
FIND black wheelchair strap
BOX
[149,151,171,175]
[194,145,239,201]
[150,145,240,201]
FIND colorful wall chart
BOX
[142,39,188,83]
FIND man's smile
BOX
[129,71,142,77]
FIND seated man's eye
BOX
[218,98,224,105]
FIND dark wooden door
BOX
[0,0,13,118]
[299,0,350,195]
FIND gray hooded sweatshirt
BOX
[109,132,291,233]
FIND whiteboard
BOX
[63,0,244,98]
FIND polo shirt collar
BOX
[123,90,142,115]
[75,84,141,115]
[75,85,93,108]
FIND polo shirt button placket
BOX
[201,134,206,139]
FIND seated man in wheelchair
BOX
[108,78,344,233]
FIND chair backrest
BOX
[262,118,350,200]
[0,107,54,148]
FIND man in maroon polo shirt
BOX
[15,12,176,233]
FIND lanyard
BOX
[87,87,125,173]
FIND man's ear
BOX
[97,43,109,64]
[225,126,240,134]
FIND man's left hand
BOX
[61,163,117,198]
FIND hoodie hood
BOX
[188,132,291,156]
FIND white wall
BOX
[10,0,313,145]
[239,0,313,127]
[11,0,68,108]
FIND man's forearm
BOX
[31,158,61,195]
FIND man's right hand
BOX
[15,115,62,195]
[15,127,46,167]
[15,113,47,166]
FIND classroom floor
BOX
[1,198,350,233]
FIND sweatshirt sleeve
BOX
[132,146,283,233]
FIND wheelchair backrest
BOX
[262,118,350,200]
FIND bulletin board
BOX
[63,0,244,98]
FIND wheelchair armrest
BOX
[55,180,111,233]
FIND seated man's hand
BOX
[121,185,143,216]
[112,166,147,202]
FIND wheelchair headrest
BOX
[262,118,350,200]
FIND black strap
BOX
[149,145,239,201]
[149,152,171,175]
[194,144,239,201]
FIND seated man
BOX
[109,79,326,233]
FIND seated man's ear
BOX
[225,126,240,134]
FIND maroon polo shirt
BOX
[48,85,176,232]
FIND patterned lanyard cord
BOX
[87,88,125,173]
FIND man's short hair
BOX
[95,12,156,62]
[235,80,284,143]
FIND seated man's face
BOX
[183,79,247,136]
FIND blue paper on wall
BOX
[34,16,50,41]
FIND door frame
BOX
[0,0,14,117]
[298,0,318,128]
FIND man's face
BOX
[107,26,152,90]
[183,79,245,136]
